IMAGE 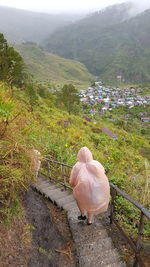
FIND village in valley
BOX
[79,81,150,123]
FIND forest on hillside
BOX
[45,4,150,84]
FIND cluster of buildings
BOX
[80,82,150,109]
[79,82,150,122]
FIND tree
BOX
[56,84,80,114]
[26,83,38,111]
[0,33,25,87]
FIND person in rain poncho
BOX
[69,147,110,225]
[28,149,41,178]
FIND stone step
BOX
[37,184,54,191]
[45,185,61,190]
[44,188,70,202]
[106,261,126,267]
[79,237,113,256]
[37,180,57,188]
[37,177,50,184]
[63,201,79,212]
[56,195,75,208]
[38,182,57,188]
[37,178,62,188]
[79,248,120,267]
[69,220,108,244]
[34,177,126,267]
[34,181,51,189]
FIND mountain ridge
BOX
[45,3,150,84]
[0,6,82,44]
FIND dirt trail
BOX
[23,188,76,267]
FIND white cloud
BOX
[0,0,149,13]
[0,0,126,12]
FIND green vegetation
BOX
[0,34,149,238]
[45,4,150,84]
[15,43,94,89]
[1,81,150,229]
[139,84,150,96]
[102,105,150,143]
[56,84,80,114]
[0,33,25,87]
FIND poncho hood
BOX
[77,147,93,163]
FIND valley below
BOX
[0,1,150,266]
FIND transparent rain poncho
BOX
[29,149,41,178]
[69,147,110,215]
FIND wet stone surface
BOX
[32,178,126,267]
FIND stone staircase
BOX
[32,177,126,267]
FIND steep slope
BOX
[15,43,94,88]
[98,8,150,83]
[1,81,150,227]
[1,35,149,264]
[45,3,150,84]
[0,6,78,44]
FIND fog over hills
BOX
[45,3,150,84]
[0,6,83,44]
[130,0,150,14]
[1,2,150,84]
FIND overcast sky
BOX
[0,0,150,13]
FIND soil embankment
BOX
[23,188,76,267]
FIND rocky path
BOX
[32,177,126,267]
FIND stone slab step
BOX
[69,220,108,244]
[37,177,47,182]
[43,189,70,202]
[37,184,54,191]
[79,248,120,267]
[37,178,50,185]
[38,183,58,189]
[37,180,60,189]
[37,180,49,185]
[33,181,51,190]
[37,177,62,187]
[56,195,75,208]
[63,201,79,212]
[44,185,61,191]
[34,177,126,267]
[79,237,113,256]
[33,183,69,200]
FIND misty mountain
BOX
[45,3,150,84]
[45,3,133,55]
[0,6,82,44]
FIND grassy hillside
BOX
[0,33,149,237]
[1,82,150,237]
[45,3,150,84]
[15,43,94,89]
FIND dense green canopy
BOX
[0,33,25,87]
